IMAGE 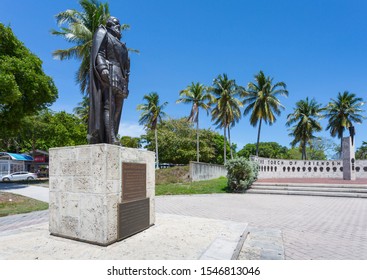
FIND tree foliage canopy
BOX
[237,142,288,159]
[286,97,324,159]
[142,118,230,164]
[1,110,87,152]
[243,70,288,156]
[0,24,58,138]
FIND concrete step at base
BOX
[253,182,367,189]
[246,189,367,198]
[250,185,367,194]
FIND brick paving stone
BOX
[0,210,48,234]
[1,193,367,260]
[155,194,367,259]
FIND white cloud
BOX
[118,122,146,138]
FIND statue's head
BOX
[106,16,121,39]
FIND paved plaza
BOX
[156,194,367,259]
[1,186,367,259]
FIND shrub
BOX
[225,157,259,192]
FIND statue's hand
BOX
[101,69,109,82]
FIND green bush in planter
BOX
[225,157,259,192]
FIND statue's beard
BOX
[107,27,121,40]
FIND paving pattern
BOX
[156,194,367,259]
[1,191,367,259]
[0,210,48,233]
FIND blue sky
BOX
[1,0,366,153]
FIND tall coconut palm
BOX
[137,92,168,169]
[209,74,242,164]
[324,91,365,157]
[286,97,324,160]
[73,95,89,124]
[243,70,288,157]
[356,141,367,159]
[51,0,111,94]
[176,82,212,162]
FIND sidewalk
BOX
[0,213,248,260]
[1,185,367,259]
[0,182,49,202]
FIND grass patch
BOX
[0,192,49,217]
[156,177,228,195]
[0,179,49,186]
[156,165,190,185]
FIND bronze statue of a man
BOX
[88,16,130,145]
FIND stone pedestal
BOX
[49,144,155,246]
[342,137,356,180]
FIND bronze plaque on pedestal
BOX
[118,198,150,240]
[118,162,149,240]
[122,163,146,201]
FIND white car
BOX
[1,171,38,182]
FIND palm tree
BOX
[176,82,212,162]
[243,70,288,157]
[137,92,168,169]
[209,74,242,163]
[324,91,365,157]
[286,97,324,160]
[73,95,89,124]
[356,141,367,159]
[51,0,111,94]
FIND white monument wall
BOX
[253,157,367,179]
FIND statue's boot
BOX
[104,110,121,145]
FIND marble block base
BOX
[49,144,155,246]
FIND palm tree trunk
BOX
[340,130,343,159]
[155,128,159,169]
[223,126,227,164]
[196,111,199,162]
[228,126,233,159]
[302,142,306,160]
[256,119,262,157]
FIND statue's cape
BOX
[87,26,108,144]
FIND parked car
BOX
[1,171,38,182]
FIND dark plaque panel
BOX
[122,163,146,201]
[118,198,150,240]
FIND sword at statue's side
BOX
[108,62,113,144]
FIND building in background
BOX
[0,152,34,178]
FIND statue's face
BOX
[108,17,121,36]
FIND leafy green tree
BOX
[18,110,87,152]
[51,0,110,94]
[142,118,196,164]
[42,111,86,148]
[203,129,231,164]
[0,24,58,142]
[286,97,324,160]
[324,91,365,157]
[209,74,242,163]
[237,142,288,159]
[120,136,142,148]
[286,146,326,160]
[176,82,212,162]
[137,92,168,168]
[142,118,230,164]
[243,70,288,156]
[356,141,367,159]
